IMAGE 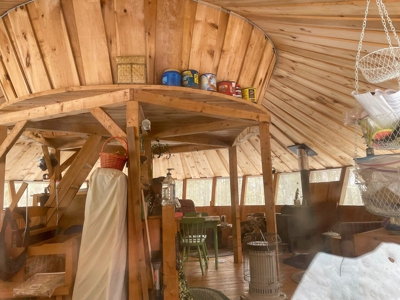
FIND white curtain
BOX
[72,168,127,300]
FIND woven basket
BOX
[100,137,128,171]
[358,47,400,84]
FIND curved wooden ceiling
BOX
[2,0,400,181]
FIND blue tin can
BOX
[181,69,199,88]
[162,69,181,86]
[200,73,217,91]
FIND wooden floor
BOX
[183,251,302,299]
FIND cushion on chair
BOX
[179,199,197,215]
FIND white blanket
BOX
[72,168,127,300]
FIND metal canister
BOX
[200,73,217,91]
[161,69,181,86]
[242,87,257,103]
[217,81,236,96]
[235,84,242,98]
[181,69,199,88]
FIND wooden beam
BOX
[90,107,127,141]
[60,151,79,173]
[162,134,230,147]
[126,101,149,300]
[229,146,242,264]
[233,126,259,146]
[134,90,269,122]
[0,127,6,213]
[46,135,104,225]
[8,181,28,212]
[27,120,111,136]
[0,89,130,126]
[0,120,28,159]
[21,131,53,147]
[41,146,53,178]
[168,144,224,153]
[210,177,217,207]
[162,206,179,300]
[259,122,276,234]
[150,120,255,139]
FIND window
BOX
[275,172,302,205]
[310,168,341,183]
[3,181,88,208]
[186,178,212,206]
[245,176,265,205]
[215,177,243,206]
[175,180,183,199]
[341,167,363,206]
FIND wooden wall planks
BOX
[0,0,275,104]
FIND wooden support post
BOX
[259,122,276,234]
[229,146,242,264]
[126,101,149,300]
[0,126,6,214]
[0,121,28,160]
[41,146,54,178]
[162,205,179,300]
[240,175,248,220]
[210,177,217,207]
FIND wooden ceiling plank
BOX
[270,112,348,167]
[266,88,366,154]
[191,151,214,178]
[216,14,253,82]
[278,51,387,93]
[237,27,268,88]
[189,3,222,74]
[273,68,354,108]
[29,0,80,89]
[0,19,29,99]
[236,145,259,176]
[168,153,185,180]
[71,0,113,85]
[150,119,253,139]
[269,117,337,169]
[238,140,263,174]
[182,152,200,179]
[180,0,197,71]
[268,77,348,119]
[217,147,244,177]
[161,134,230,147]
[268,102,356,163]
[204,150,229,177]
[7,6,52,93]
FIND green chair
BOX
[179,217,208,274]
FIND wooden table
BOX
[354,227,400,256]
[203,216,221,269]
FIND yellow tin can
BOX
[242,87,256,103]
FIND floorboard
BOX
[183,251,303,299]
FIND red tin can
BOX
[235,84,242,98]
[217,81,236,96]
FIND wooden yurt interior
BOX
[0,0,399,299]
